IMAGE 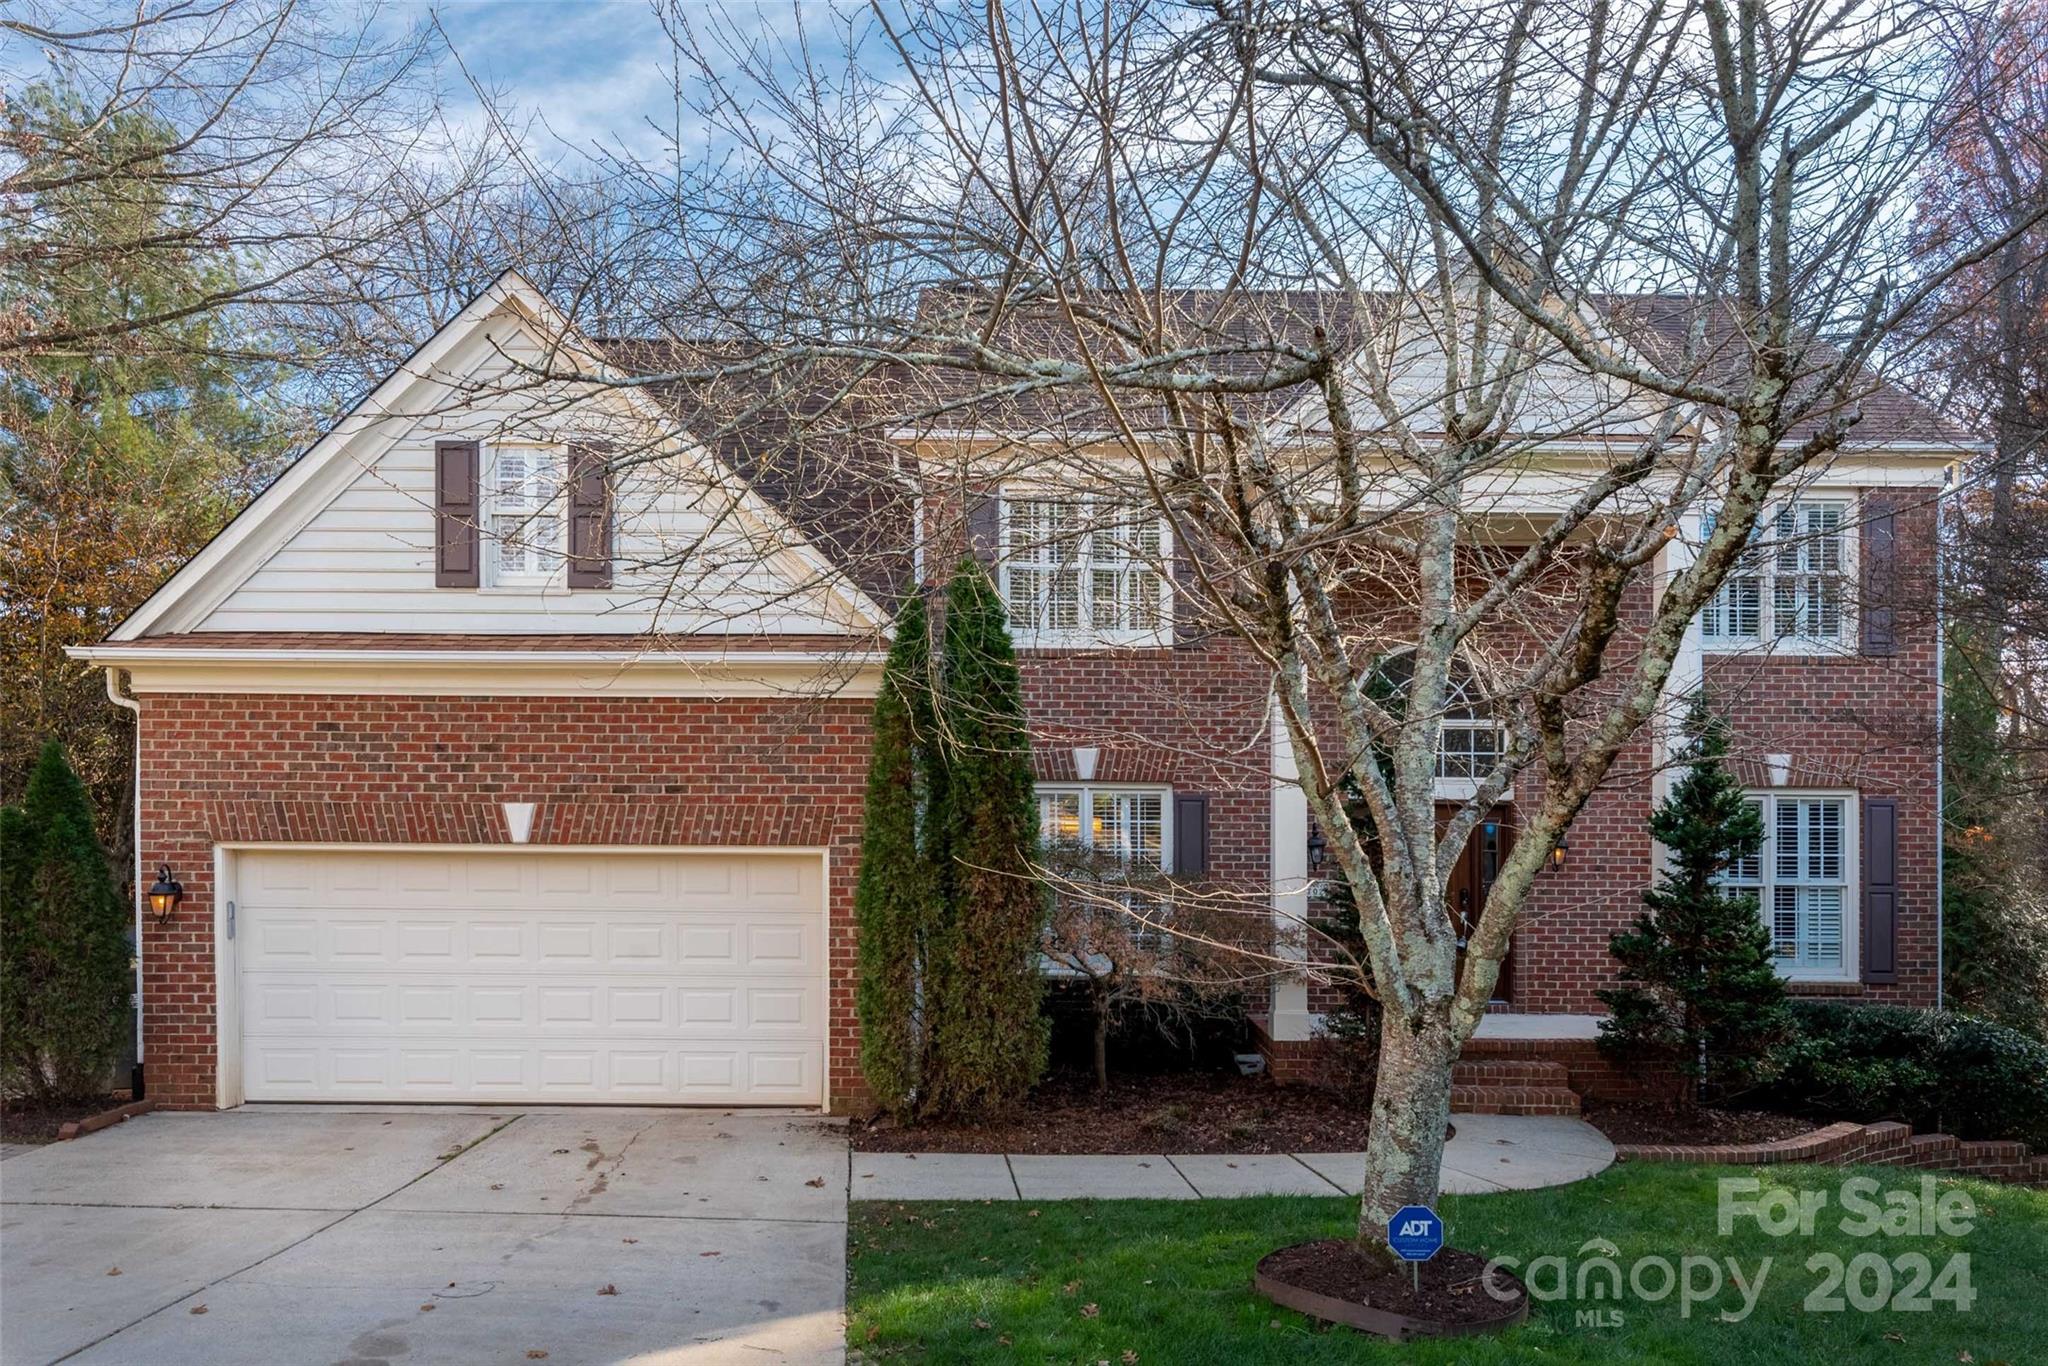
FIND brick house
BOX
[75,273,1968,1113]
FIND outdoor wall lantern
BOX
[146,865,183,925]
[1306,820,1329,872]
[1548,835,1570,871]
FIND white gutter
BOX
[104,669,144,1072]
[70,646,885,667]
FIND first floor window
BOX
[1004,496,1169,641]
[1038,786,1166,868]
[1039,785,1170,951]
[489,444,563,582]
[1718,792,1853,979]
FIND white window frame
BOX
[1700,499,1856,654]
[485,442,567,587]
[1717,790,1860,982]
[1036,784,1173,873]
[999,493,1173,647]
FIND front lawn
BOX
[848,1163,2048,1364]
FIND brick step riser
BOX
[1449,1084,1582,1117]
[1451,1061,1572,1086]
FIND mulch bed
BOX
[1,1094,130,1145]
[1584,1100,1815,1147]
[851,1070,1374,1154]
[1256,1239,1527,1336]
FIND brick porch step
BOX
[1449,1083,1582,1116]
[1452,1059,1572,1089]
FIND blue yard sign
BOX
[1386,1205,1444,1262]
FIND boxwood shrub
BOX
[1760,1001,2048,1149]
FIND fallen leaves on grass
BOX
[1081,1303,1100,1319]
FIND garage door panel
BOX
[236,850,825,1104]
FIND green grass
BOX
[848,1163,2048,1364]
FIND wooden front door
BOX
[1443,806,1515,1003]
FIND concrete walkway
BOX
[850,1113,1614,1201]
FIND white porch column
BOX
[1268,692,1317,1042]
[1652,511,1706,808]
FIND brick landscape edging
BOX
[1613,1118,2045,1186]
[56,1098,156,1141]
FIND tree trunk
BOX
[1093,1002,1111,1095]
[1355,1004,1457,1260]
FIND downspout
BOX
[104,668,145,1085]
[1935,468,1949,1012]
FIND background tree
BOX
[0,741,131,1104]
[1,83,295,863]
[1941,627,2048,1036]
[923,560,1047,1115]
[1598,700,1787,1105]
[854,591,942,1114]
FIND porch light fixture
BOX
[1306,820,1329,872]
[1548,836,1569,871]
[146,865,183,925]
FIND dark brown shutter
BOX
[1862,796,1898,984]
[965,490,1001,566]
[1173,794,1210,876]
[434,440,480,588]
[1861,496,1897,657]
[1171,525,1201,646]
[567,443,613,589]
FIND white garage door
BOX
[234,849,826,1104]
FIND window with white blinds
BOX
[1718,793,1855,979]
[488,444,564,583]
[1038,787,1167,870]
[1701,502,1849,648]
[1003,497,1170,643]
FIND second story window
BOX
[489,444,563,584]
[1003,496,1170,644]
[1701,501,1848,648]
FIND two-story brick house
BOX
[75,272,1967,1113]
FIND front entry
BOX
[1443,807,1514,1003]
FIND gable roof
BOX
[108,272,891,642]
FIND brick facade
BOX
[135,693,874,1111]
[127,497,1944,1107]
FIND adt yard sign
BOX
[1386,1205,1444,1261]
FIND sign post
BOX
[1385,1205,1444,1294]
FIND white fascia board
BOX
[68,645,884,699]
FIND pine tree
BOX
[922,559,1048,1115]
[853,591,942,1114]
[1598,698,1787,1105]
[1,741,132,1103]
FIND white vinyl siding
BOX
[185,310,860,636]
[1719,793,1856,980]
[1003,496,1170,645]
[1702,501,1850,649]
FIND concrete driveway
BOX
[0,1106,848,1366]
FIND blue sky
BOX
[395,1,683,158]
[393,1,835,164]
